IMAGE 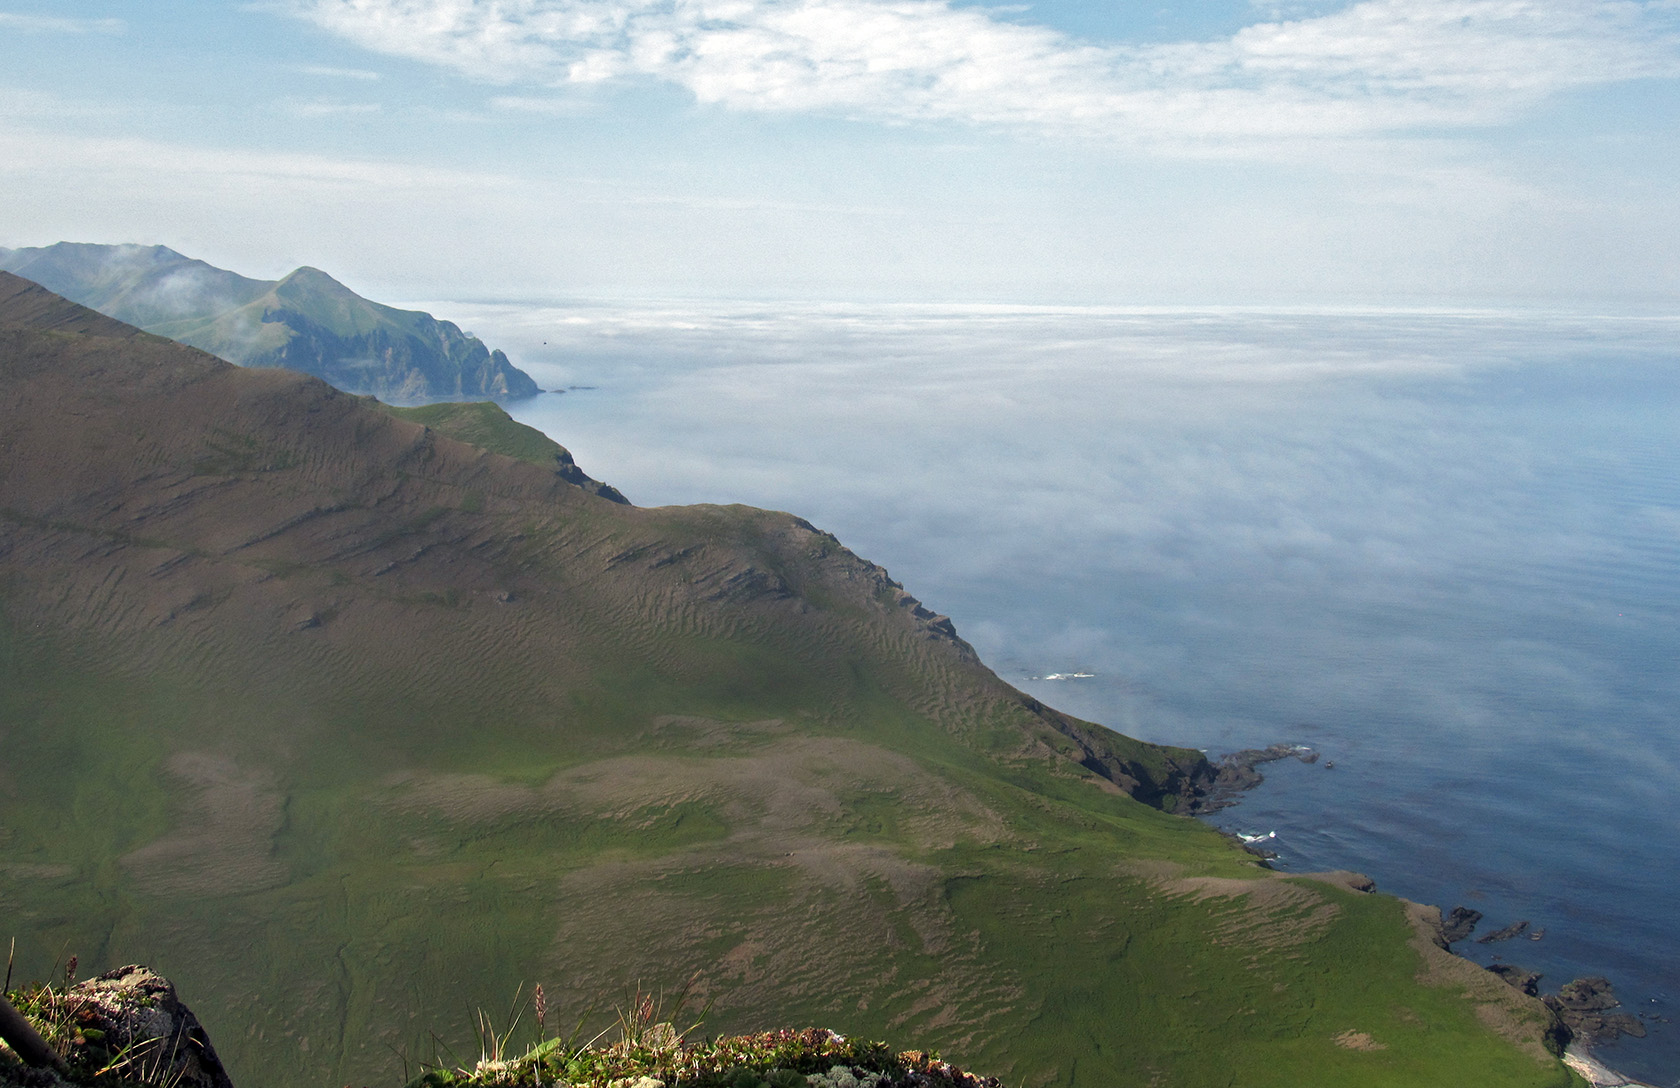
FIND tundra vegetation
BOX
[0,272,1580,1088]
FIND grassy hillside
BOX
[0,272,1579,1088]
[382,402,571,466]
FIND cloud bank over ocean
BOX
[465,300,1678,743]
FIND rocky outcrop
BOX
[1480,967,1649,1050]
[0,967,232,1088]
[1440,906,1484,944]
[1021,698,1217,811]
[1477,919,1531,944]
[1486,964,1543,996]
[1545,977,1647,1045]
[1195,744,1320,812]
[554,446,629,504]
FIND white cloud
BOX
[278,0,1680,141]
[489,93,592,113]
[283,97,386,116]
[299,63,384,79]
[0,12,124,33]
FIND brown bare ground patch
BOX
[384,731,1008,852]
[120,751,288,896]
[1334,1030,1387,1051]
[1142,869,1342,955]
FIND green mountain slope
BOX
[0,243,539,401]
[382,401,630,503]
[0,272,1578,1088]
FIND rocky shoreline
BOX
[1201,742,1663,1085]
[1565,1046,1663,1088]
[1195,743,1323,814]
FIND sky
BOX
[2,0,1679,305]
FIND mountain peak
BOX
[273,265,360,304]
[277,265,344,287]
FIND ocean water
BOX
[432,300,1680,1083]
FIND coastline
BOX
[1201,746,1665,1087]
[1565,1048,1661,1088]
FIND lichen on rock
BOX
[2,966,232,1088]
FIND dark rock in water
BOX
[1440,906,1483,944]
[1486,963,1542,996]
[1198,744,1321,812]
[1476,919,1530,943]
[1555,976,1620,1012]
[62,966,234,1088]
[1542,976,1648,1044]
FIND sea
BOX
[428,300,1680,1084]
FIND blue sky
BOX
[2,0,1678,305]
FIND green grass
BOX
[382,403,566,468]
[0,406,1582,1088]
[0,589,1582,1087]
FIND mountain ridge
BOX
[0,243,539,401]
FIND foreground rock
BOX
[0,967,231,1088]
[415,1025,1002,1088]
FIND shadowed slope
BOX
[0,271,148,339]
[0,277,1575,1088]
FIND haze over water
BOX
[444,300,1679,1082]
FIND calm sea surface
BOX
[432,301,1679,1083]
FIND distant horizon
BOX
[10,237,1680,317]
[4,1,1678,309]
[407,291,1680,317]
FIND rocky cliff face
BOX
[221,266,540,401]
[0,243,539,402]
